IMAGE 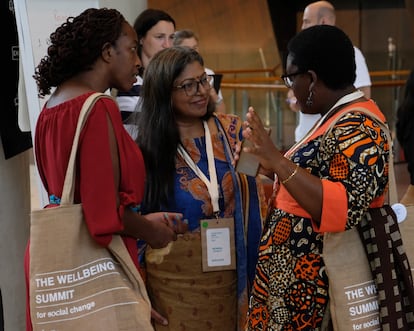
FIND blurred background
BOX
[145,0,413,153]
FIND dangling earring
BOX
[306,90,314,107]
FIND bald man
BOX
[286,1,373,143]
[302,1,371,98]
[302,1,336,28]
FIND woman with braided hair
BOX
[25,8,187,330]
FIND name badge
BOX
[200,218,236,272]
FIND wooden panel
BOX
[149,0,281,73]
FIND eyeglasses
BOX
[281,71,307,88]
[174,74,212,97]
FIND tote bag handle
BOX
[60,92,112,205]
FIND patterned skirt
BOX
[247,208,329,331]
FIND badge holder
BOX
[200,217,236,272]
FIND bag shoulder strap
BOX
[61,92,113,205]
[323,106,397,205]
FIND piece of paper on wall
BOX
[15,0,99,133]
[14,0,98,208]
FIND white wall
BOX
[14,0,148,209]
[99,0,147,25]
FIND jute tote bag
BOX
[29,93,154,331]
[322,108,414,330]
[400,185,414,272]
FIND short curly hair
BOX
[287,25,356,90]
[33,8,126,97]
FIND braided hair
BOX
[33,8,126,97]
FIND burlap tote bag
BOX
[29,93,154,331]
[400,184,414,272]
[323,226,380,331]
[321,107,414,330]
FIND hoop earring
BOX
[306,90,314,107]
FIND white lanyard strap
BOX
[177,121,220,214]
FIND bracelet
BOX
[281,164,299,185]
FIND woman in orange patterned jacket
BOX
[239,25,391,330]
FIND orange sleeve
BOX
[312,180,348,233]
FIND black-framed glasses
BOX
[281,71,307,88]
[174,74,213,97]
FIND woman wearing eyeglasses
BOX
[173,29,226,114]
[131,46,266,331]
[239,25,394,330]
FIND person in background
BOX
[25,8,187,330]
[295,0,372,141]
[133,46,266,331]
[397,69,414,205]
[302,0,371,99]
[173,29,226,113]
[116,8,176,127]
[239,25,389,330]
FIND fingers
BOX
[247,107,266,133]
[233,141,242,164]
[151,308,168,326]
[243,108,264,140]
[163,213,188,234]
[175,217,189,234]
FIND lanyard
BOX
[177,121,220,215]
